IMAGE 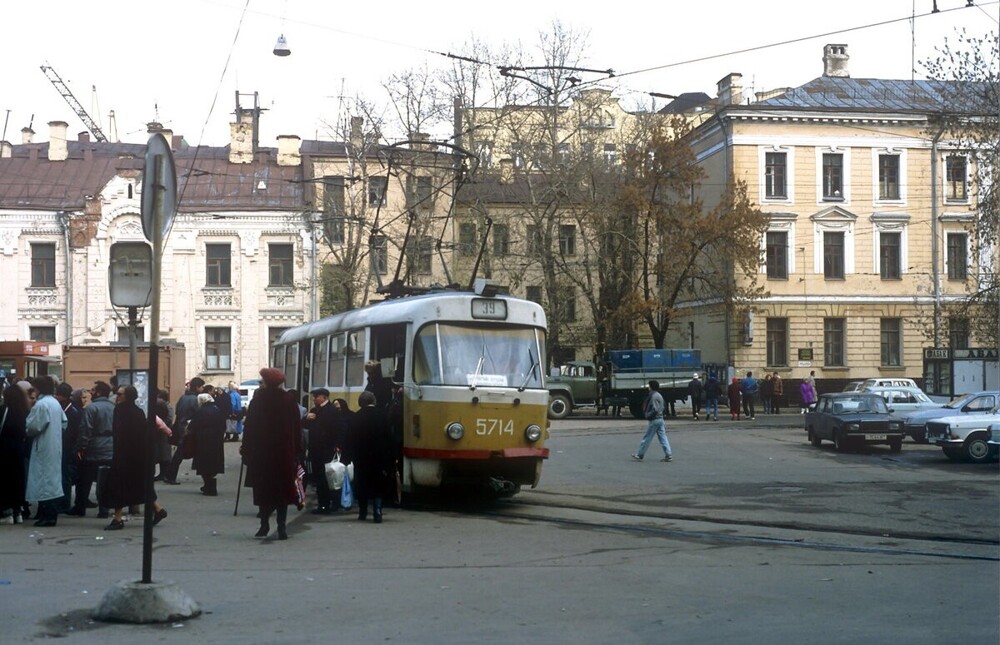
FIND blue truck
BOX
[546,348,704,419]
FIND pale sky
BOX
[2,0,996,147]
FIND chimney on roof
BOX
[350,117,364,150]
[172,135,183,150]
[499,158,514,184]
[22,127,35,144]
[823,44,850,78]
[717,73,743,107]
[277,134,301,166]
[146,121,163,134]
[410,132,433,151]
[48,121,69,162]
[229,114,254,164]
[78,131,90,143]
[1,141,11,158]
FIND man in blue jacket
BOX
[740,371,758,420]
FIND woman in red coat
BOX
[241,368,301,540]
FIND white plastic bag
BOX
[324,455,346,490]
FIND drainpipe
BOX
[931,126,943,348]
[58,211,73,342]
[713,109,734,369]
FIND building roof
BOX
[0,140,307,213]
[756,76,990,114]
[658,92,714,114]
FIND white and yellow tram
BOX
[271,285,550,495]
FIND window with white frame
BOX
[880,318,902,367]
[205,327,232,370]
[871,213,909,281]
[766,318,788,367]
[764,151,787,199]
[877,153,901,201]
[823,318,845,367]
[811,207,855,276]
[765,231,788,279]
[946,233,968,280]
[816,148,850,202]
[945,155,968,202]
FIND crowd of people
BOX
[0,364,399,540]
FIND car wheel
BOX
[942,446,964,462]
[808,428,822,447]
[834,431,849,453]
[888,437,902,453]
[963,435,993,464]
[548,394,571,420]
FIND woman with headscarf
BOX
[728,378,742,421]
[104,385,167,530]
[0,383,31,523]
[190,392,226,496]
[350,391,393,524]
[240,368,301,540]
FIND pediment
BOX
[810,205,857,222]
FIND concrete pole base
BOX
[92,580,201,624]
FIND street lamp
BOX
[273,34,290,57]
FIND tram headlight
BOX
[445,422,465,440]
[524,424,542,442]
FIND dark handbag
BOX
[182,431,197,459]
[96,465,111,508]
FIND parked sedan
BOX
[925,407,1000,463]
[865,386,940,415]
[901,390,999,442]
[805,392,906,453]
[842,381,865,393]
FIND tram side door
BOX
[370,323,407,384]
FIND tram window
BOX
[272,345,284,370]
[346,329,366,387]
[312,336,329,389]
[285,345,298,390]
[328,332,346,387]
[413,323,544,388]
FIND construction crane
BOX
[40,65,108,142]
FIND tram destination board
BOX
[472,298,507,320]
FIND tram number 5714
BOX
[476,418,514,435]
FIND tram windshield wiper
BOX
[518,347,539,391]
[469,343,486,390]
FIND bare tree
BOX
[922,29,999,346]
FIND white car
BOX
[924,407,1000,464]
[865,386,939,415]
[861,377,918,390]
[901,391,999,442]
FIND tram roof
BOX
[277,291,547,345]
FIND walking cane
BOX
[233,459,244,516]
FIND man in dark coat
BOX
[241,368,301,540]
[70,380,115,518]
[364,361,393,412]
[304,387,338,514]
[163,377,204,485]
[687,373,703,421]
[103,385,167,530]
[350,390,393,523]
[54,382,82,513]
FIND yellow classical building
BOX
[673,44,985,398]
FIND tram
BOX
[271,281,550,495]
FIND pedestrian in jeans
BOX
[741,371,758,420]
[631,380,673,462]
[704,373,721,421]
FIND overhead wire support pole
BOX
[39,65,109,142]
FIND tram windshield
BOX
[413,323,545,389]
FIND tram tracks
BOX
[429,495,1000,563]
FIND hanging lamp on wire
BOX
[273,34,290,56]
[272,0,291,56]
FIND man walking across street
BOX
[704,373,721,421]
[631,380,672,462]
[687,373,703,421]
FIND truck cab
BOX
[546,360,599,419]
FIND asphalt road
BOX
[0,412,997,644]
